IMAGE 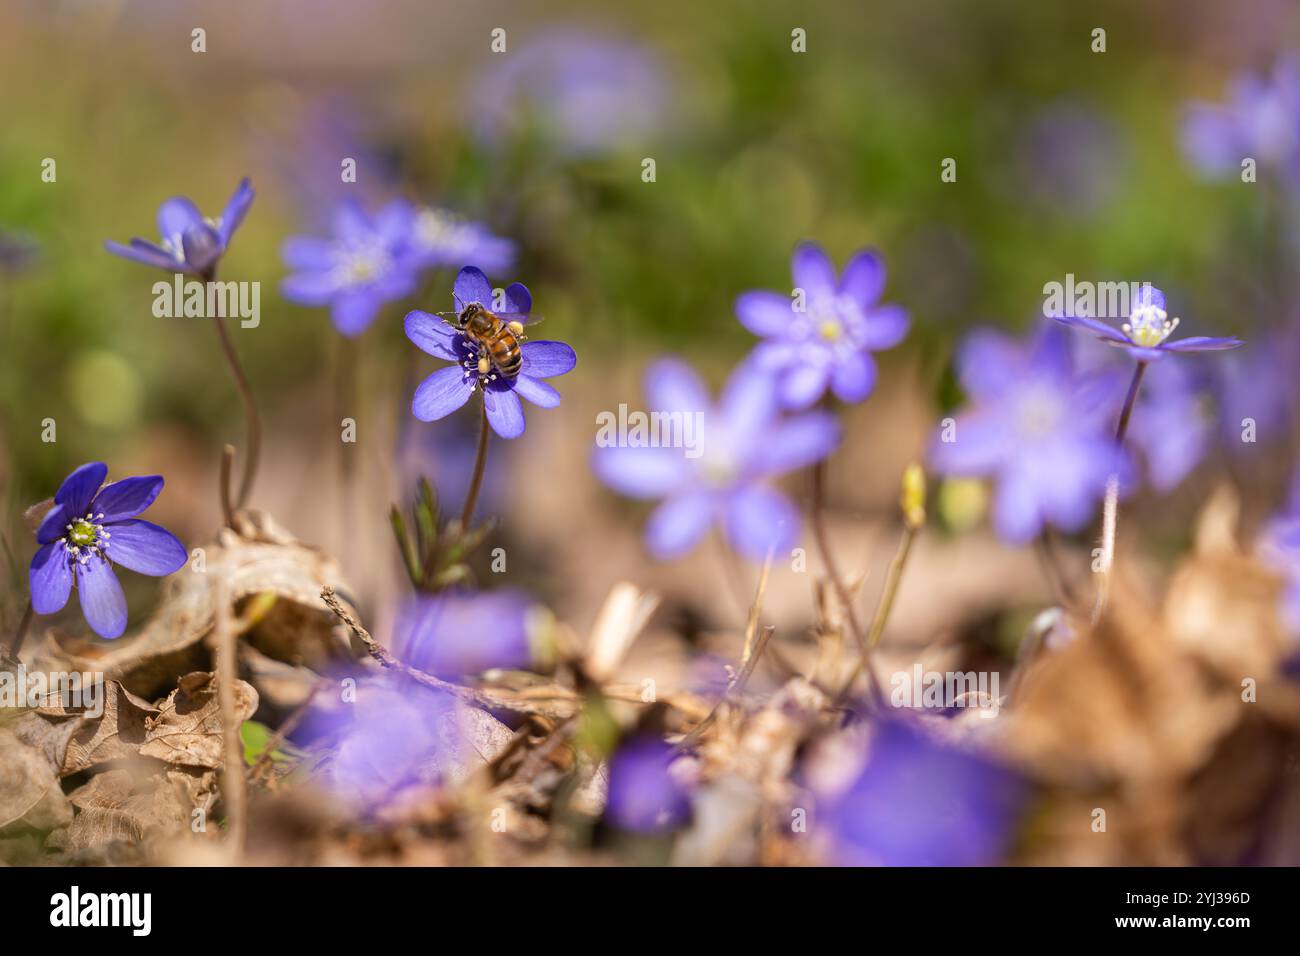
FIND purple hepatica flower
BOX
[737,241,909,409]
[928,322,1126,544]
[29,462,186,639]
[409,206,516,275]
[281,198,422,337]
[313,676,473,808]
[392,589,543,680]
[472,29,668,156]
[823,718,1025,866]
[404,266,577,440]
[605,736,691,834]
[1182,56,1300,184]
[105,178,253,277]
[593,359,840,561]
[1052,286,1242,362]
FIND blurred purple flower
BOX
[472,30,668,156]
[1182,56,1300,184]
[823,718,1025,866]
[737,242,909,409]
[1216,333,1296,453]
[410,206,516,276]
[392,588,541,680]
[0,228,39,273]
[1123,359,1214,492]
[405,266,577,440]
[605,736,691,834]
[928,322,1125,543]
[1258,474,1300,636]
[592,358,840,561]
[1013,100,1123,214]
[281,198,422,337]
[29,462,186,639]
[106,178,254,277]
[1053,286,1242,361]
[313,676,472,807]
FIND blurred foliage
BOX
[0,0,1294,512]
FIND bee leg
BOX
[477,356,491,376]
[507,320,525,336]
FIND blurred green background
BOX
[2,0,1297,628]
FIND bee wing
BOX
[493,311,545,328]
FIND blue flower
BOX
[1216,333,1296,454]
[29,462,187,639]
[392,589,543,680]
[1124,360,1213,492]
[1054,286,1242,361]
[409,205,516,275]
[281,198,423,337]
[592,358,840,561]
[822,718,1025,866]
[605,736,691,834]
[1182,56,1300,185]
[105,178,254,277]
[404,266,577,440]
[309,675,471,808]
[928,322,1125,544]
[736,241,909,409]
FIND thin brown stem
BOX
[1093,360,1148,622]
[204,268,260,509]
[810,458,884,707]
[219,444,236,529]
[7,600,33,662]
[459,401,490,529]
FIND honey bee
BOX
[439,301,542,381]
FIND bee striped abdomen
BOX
[488,326,523,378]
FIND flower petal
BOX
[157,197,204,241]
[484,387,525,439]
[734,291,794,337]
[830,351,878,403]
[791,241,837,299]
[992,466,1043,544]
[104,239,180,271]
[1162,335,1245,352]
[778,363,830,409]
[92,475,163,522]
[859,304,910,351]
[748,411,840,476]
[412,367,474,422]
[503,281,532,315]
[219,177,255,247]
[281,269,340,306]
[646,491,715,559]
[592,445,691,499]
[181,224,223,273]
[520,340,577,379]
[332,289,382,336]
[281,236,336,271]
[103,519,187,576]
[75,556,128,639]
[724,484,799,561]
[36,503,68,545]
[645,358,709,415]
[1051,313,1128,344]
[405,311,461,360]
[453,266,493,310]
[513,374,561,408]
[839,249,886,305]
[29,542,72,615]
[56,462,107,517]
